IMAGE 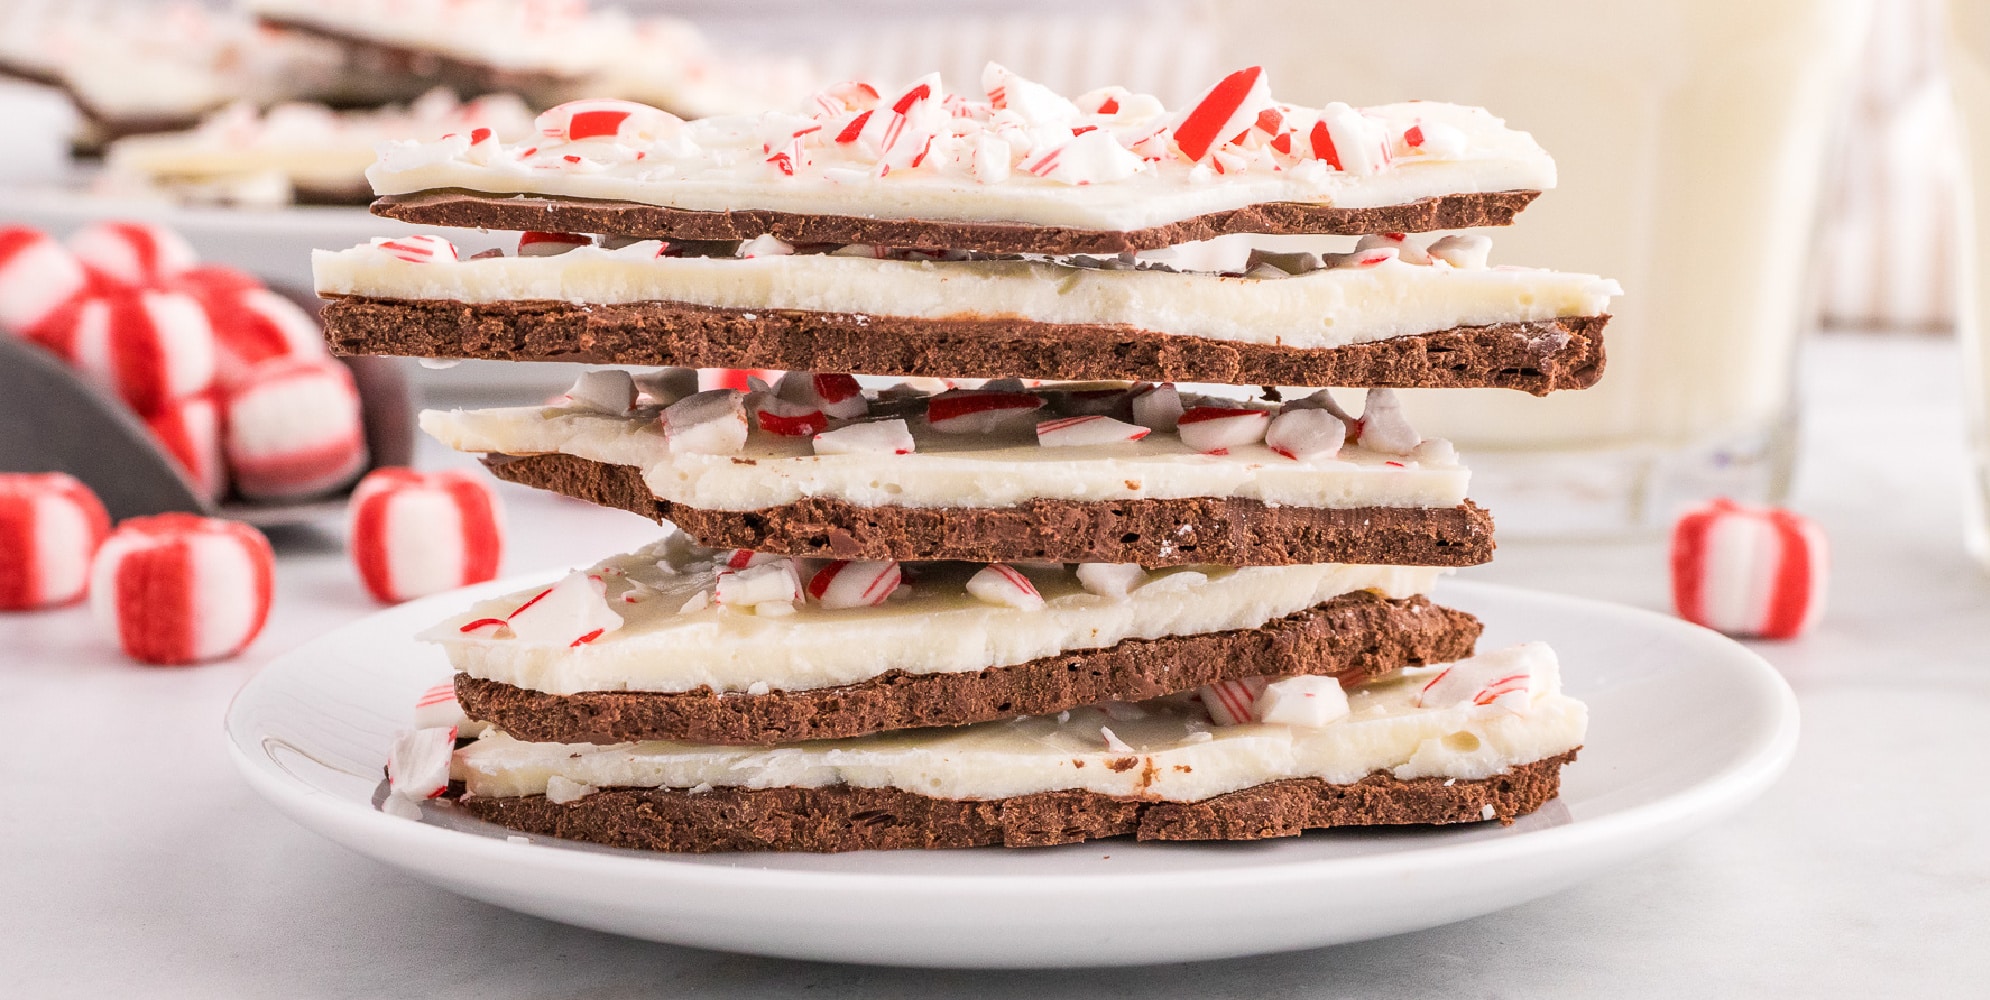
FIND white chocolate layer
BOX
[315,243,1616,351]
[365,96,1553,230]
[453,643,1585,802]
[422,536,1446,695]
[421,404,1468,512]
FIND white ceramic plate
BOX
[226,578,1798,969]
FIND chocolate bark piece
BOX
[457,750,1576,852]
[370,188,1542,253]
[481,452,1497,568]
[322,296,1607,394]
[256,16,576,107]
[455,591,1482,744]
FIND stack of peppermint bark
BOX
[321,66,1617,852]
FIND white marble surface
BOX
[3,333,1987,997]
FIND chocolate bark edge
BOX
[480,451,1497,568]
[323,296,1607,395]
[455,591,1483,745]
[456,750,1576,852]
[370,188,1540,252]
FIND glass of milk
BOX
[1950,2,1990,570]
[1233,0,1874,536]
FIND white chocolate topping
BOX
[362,64,1557,231]
[452,643,1586,802]
[422,535,1445,695]
[314,239,1617,352]
[420,396,1468,512]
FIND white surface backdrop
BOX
[3,332,1987,996]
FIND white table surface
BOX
[5,332,1987,997]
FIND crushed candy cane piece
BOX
[1036,414,1150,447]
[1416,642,1552,712]
[806,559,902,609]
[1198,676,1267,726]
[563,369,638,415]
[927,391,1043,434]
[386,726,457,800]
[1356,389,1420,455]
[813,419,914,455]
[966,563,1044,610]
[506,571,623,646]
[1074,563,1145,601]
[1254,675,1351,727]
[663,389,749,455]
[1264,408,1345,461]
[1176,406,1270,453]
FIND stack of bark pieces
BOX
[327,65,1613,852]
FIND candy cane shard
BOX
[387,725,458,801]
[662,389,749,455]
[562,369,639,415]
[1074,563,1145,601]
[1171,67,1274,163]
[373,234,458,264]
[518,231,592,257]
[1355,389,1420,455]
[715,559,802,614]
[965,563,1044,610]
[1176,406,1270,453]
[812,419,914,455]
[1197,676,1268,726]
[1254,675,1351,728]
[1264,407,1346,461]
[926,391,1044,434]
[505,570,624,646]
[776,371,867,420]
[806,559,902,609]
[1035,415,1150,447]
[632,366,699,407]
[1415,642,1555,712]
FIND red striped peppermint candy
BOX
[412,681,488,735]
[965,564,1044,610]
[145,393,227,502]
[700,368,784,392]
[1035,415,1150,447]
[373,235,458,264]
[504,571,624,646]
[222,357,367,501]
[983,63,1079,123]
[813,419,915,455]
[927,391,1043,434]
[66,221,197,286]
[349,468,505,604]
[806,559,902,609]
[1198,676,1267,725]
[0,227,89,334]
[89,513,273,665]
[776,371,867,420]
[386,726,457,801]
[1254,675,1351,727]
[1264,408,1345,461]
[1131,383,1183,432]
[1308,102,1392,175]
[1671,499,1827,639]
[517,231,592,257]
[1176,406,1270,453]
[1019,130,1143,185]
[0,473,111,610]
[27,287,216,417]
[174,267,327,383]
[753,396,829,437]
[1171,66,1274,162]
[1416,642,1551,712]
[536,99,679,144]
[1355,389,1420,455]
[663,389,750,455]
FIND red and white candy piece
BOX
[562,369,638,415]
[700,368,784,392]
[145,393,227,503]
[1671,499,1827,639]
[1171,66,1274,163]
[66,221,197,286]
[927,391,1043,434]
[633,367,699,407]
[1176,406,1270,453]
[662,389,749,455]
[1254,675,1351,728]
[89,513,273,665]
[965,564,1044,610]
[1356,389,1420,455]
[504,571,624,646]
[0,227,89,334]
[813,419,914,455]
[373,235,458,264]
[1309,102,1391,175]
[1198,676,1267,726]
[413,681,489,736]
[776,371,867,420]
[1355,232,1431,265]
[29,288,216,417]
[223,358,367,501]
[1035,415,1150,447]
[535,98,680,144]
[1019,130,1143,185]
[175,268,327,382]
[518,231,592,257]
[386,726,457,801]
[349,468,505,604]
[0,472,110,610]
[715,560,802,615]
[753,396,828,437]
[983,63,1078,124]
[1428,234,1492,270]
[1416,642,1553,712]
[1075,562,1144,601]
[806,559,902,609]
[719,548,789,570]
[737,234,795,258]
[1401,119,1468,158]
[1264,407,1345,461]
[1131,383,1184,432]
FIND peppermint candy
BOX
[412,681,481,734]
[1356,389,1420,455]
[965,564,1044,610]
[89,513,273,665]
[753,396,829,437]
[662,389,749,455]
[813,419,914,455]
[1428,234,1493,269]
[386,726,457,801]
[736,234,795,258]
[1356,232,1431,265]
[776,371,867,420]
[1198,676,1267,726]
[1671,500,1827,639]
[222,358,368,501]
[1171,66,1275,162]
[349,468,505,604]
[0,227,88,334]
[28,288,216,418]
[373,235,458,264]
[1401,120,1468,158]
[633,367,699,407]
[1264,408,1345,461]
[518,231,591,257]
[926,391,1043,434]
[66,221,197,286]
[806,559,902,609]
[1254,675,1351,727]
[1130,383,1184,432]
[1309,102,1391,175]
[1035,415,1150,447]
[715,560,802,615]
[0,473,110,610]
[1416,642,1553,712]
[145,393,227,503]
[535,98,680,144]
[174,269,327,384]
[562,369,638,415]
[1176,406,1270,453]
[1074,563,1144,601]
[506,571,624,647]
[1019,129,1143,184]
[983,63,1079,124]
